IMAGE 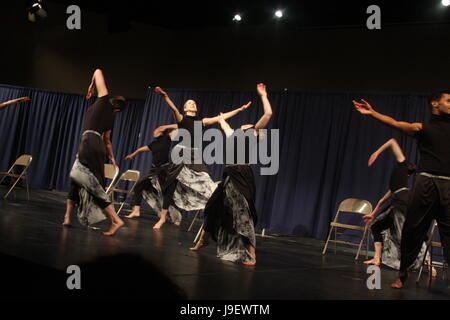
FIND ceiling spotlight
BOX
[275,10,283,18]
[233,14,242,22]
[442,0,450,6]
[28,1,47,22]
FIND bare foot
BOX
[125,212,140,219]
[173,221,181,227]
[431,267,437,278]
[363,258,381,266]
[62,216,72,227]
[103,219,124,236]
[189,239,209,251]
[390,278,404,289]
[242,253,256,266]
[153,219,166,229]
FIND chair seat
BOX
[330,222,365,231]
[0,173,26,179]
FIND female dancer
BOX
[152,87,251,229]
[124,125,182,225]
[363,139,433,274]
[190,83,273,266]
[63,69,126,236]
[0,96,30,109]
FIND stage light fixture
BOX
[275,10,283,18]
[233,14,242,22]
[27,1,47,22]
[442,0,450,6]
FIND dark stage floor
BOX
[0,187,449,300]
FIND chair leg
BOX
[188,209,201,232]
[322,226,334,255]
[0,166,14,186]
[26,175,30,201]
[416,245,430,283]
[4,174,25,200]
[117,194,127,215]
[356,227,368,260]
[193,222,204,243]
[334,227,337,254]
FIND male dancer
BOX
[353,91,450,288]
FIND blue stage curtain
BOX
[0,84,145,192]
[140,89,429,240]
[0,84,431,240]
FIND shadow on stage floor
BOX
[0,188,449,300]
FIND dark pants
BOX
[133,174,176,210]
[371,213,394,243]
[399,174,450,280]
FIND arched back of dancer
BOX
[124,125,182,225]
[353,91,450,288]
[189,83,273,266]
[0,96,30,109]
[62,69,127,236]
[363,139,435,275]
[151,87,252,229]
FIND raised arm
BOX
[363,190,392,224]
[86,69,109,99]
[352,99,422,136]
[125,146,150,161]
[0,96,30,109]
[254,83,273,132]
[103,130,116,167]
[155,87,183,123]
[202,101,252,126]
[368,138,406,166]
[217,113,234,137]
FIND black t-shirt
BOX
[177,115,203,148]
[224,129,259,164]
[148,133,171,166]
[389,161,410,192]
[414,114,450,176]
[82,95,115,134]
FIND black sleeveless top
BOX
[414,113,450,176]
[177,115,203,148]
[148,134,171,166]
[389,161,409,192]
[224,128,259,165]
[82,95,115,134]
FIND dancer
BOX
[363,139,435,275]
[353,91,450,288]
[63,69,127,236]
[152,87,252,229]
[190,83,273,266]
[124,125,183,225]
[0,96,30,109]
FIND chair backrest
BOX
[337,198,372,216]
[15,154,32,167]
[104,164,119,181]
[118,170,140,182]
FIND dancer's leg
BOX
[243,242,256,266]
[102,204,124,236]
[391,176,437,289]
[189,230,210,251]
[63,181,79,226]
[153,179,177,229]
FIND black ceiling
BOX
[43,0,450,30]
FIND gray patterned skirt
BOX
[141,164,182,223]
[203,164,257,263]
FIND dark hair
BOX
[110,95,127,111]
[428,90,450,105]
[406,161,416,175]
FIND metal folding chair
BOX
[416,221,447,283]
[109,170,140,215]
[0,154,33,200]
[104,164,119,195]
[322,198,373,260]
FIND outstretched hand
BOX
[240,101,252,111]
[125,154,133,161]
[256,83,267,96]
[368,151,380,167]
[155,86,168,97]
[352,99,374,115]
[19,97,31,102]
